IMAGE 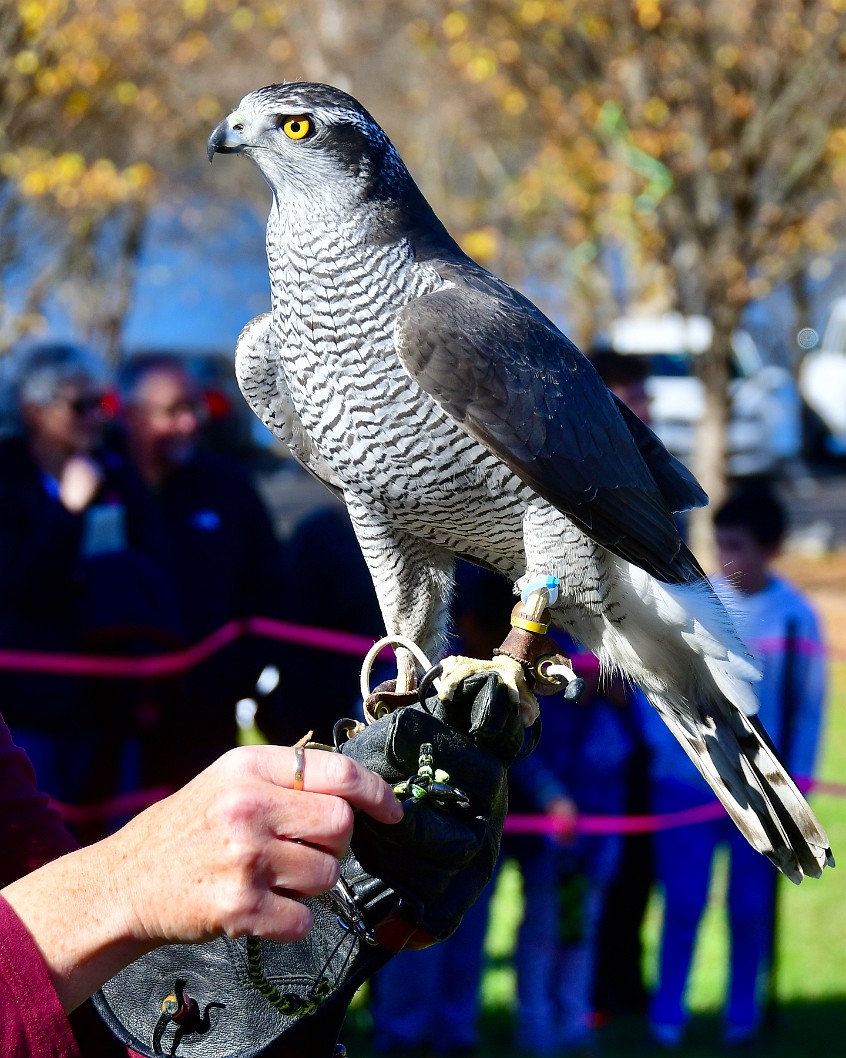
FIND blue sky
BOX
[121,199,271,354]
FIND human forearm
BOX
[2,745,402,1014]
[2,835,150,1013]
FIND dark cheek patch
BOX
[324,123,373,175]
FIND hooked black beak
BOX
[207,117,247,162]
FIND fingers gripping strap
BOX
[93,671,522,1057]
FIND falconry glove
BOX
[94,668,526,1057]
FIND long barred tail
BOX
[649,688,833,883]
[591,561,834,884]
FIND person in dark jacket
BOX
[0,342,180,827]
[507,633,635,1057]
[587,346,656,1022]
[255,499,385,749]
[116,353,291,787]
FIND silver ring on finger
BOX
[293,745,305,791]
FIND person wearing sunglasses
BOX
[109,353,294,792]
[0,342,181,831]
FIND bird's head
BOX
[208,82,407,208]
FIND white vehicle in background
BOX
[799,297,846,457]
[609,313,803,477]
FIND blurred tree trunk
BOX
[689,310,737,568]
[104,206,146,361]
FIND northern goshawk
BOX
[208,82,832,883]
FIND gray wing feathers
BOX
[612,396,708,514]
[395,271,704,585]
[235,313,344,494]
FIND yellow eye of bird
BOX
[282,117,311,140]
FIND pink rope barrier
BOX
[503,777,843,836]
[0,617,385,678]
[505,803,728,835]
[8,620,839,829]
[0,624,828,679]
[50,777,844,828]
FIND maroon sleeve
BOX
[0,895,80,1058]
[0,715,77,888]
[0,715,142,1057]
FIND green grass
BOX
[338,662,846,1057]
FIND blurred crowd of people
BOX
[0,340,828,1056]
[0,341,381,830]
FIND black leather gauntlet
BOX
[94,670,527,1057]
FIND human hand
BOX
[113,745,403,948]
[59,454,104,511]
[1,744,402,1014]
[95,669,521,1056]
